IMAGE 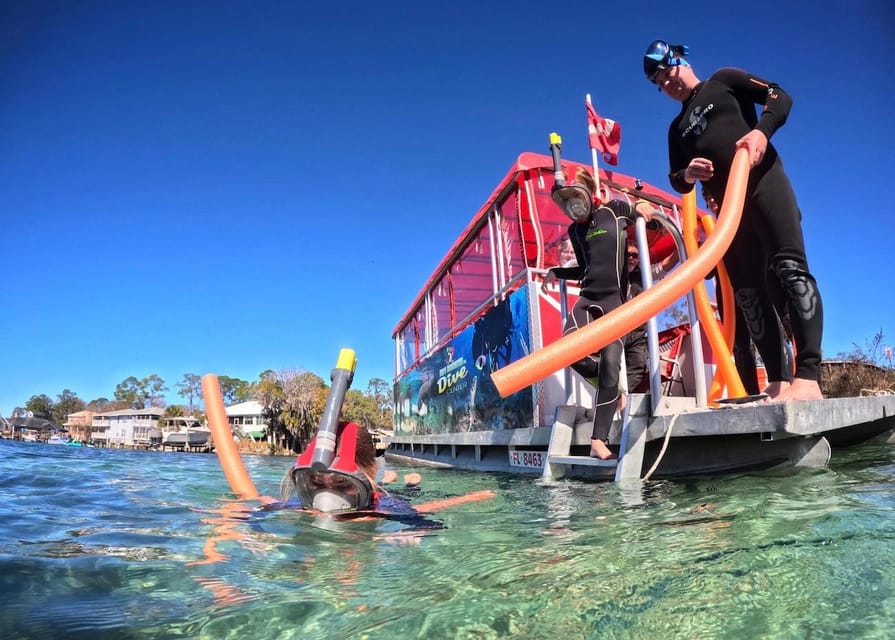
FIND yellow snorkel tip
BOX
[336,348,357,373]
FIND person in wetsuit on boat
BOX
[541,166,655,459]
[701,187,795,396]
[644,40,824,402]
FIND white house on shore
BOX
[90,408,164,447]
[72,402,266,448]
[225,400,268,441]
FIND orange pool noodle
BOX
[202,374,261,500]
[682,190,746,398]
[700,214,739,399]
[492,148,752,398]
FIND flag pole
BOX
[585,93,601,197]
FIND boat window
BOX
[497,190,524,283]
[398,318,416,372]
[451,229,495,330]
[535,188,570,269]
[431,275,452,346]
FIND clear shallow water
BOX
[1,439,894,639]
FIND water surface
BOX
[1,439,893,639]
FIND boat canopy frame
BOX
[392,152,689,379]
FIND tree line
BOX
[824,329,895,397]
[15,369,394,453]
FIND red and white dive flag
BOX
[586,101,621,166]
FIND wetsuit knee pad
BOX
[773,259,821,321]
[734,288,766,341]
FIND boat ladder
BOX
[542,393,650,483]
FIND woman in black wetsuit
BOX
[643,40,824,402]
[542,167,654,459]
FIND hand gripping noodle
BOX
[290,349,374,512]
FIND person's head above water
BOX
[286,422,379,513]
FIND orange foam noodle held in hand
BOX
[491,148,752,398]
[202,374,260,500]
[681,190,746,398]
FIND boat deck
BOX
[386,394,895,479]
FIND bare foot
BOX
[763,380,790,400]
[773,378,824,402]
[589,438,616,460]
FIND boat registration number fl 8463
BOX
[509,450,544,469]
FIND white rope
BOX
[641,413,679,481]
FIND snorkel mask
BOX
[292,421,373,512]
[548,131,594,222]
[290,349,374,513]
[643,40,689,84]
[552,183,594,222]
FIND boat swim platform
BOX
[385,394,895,480]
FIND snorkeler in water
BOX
[192,368,496,606]
[202,366,494,522]
[279,421,432,518]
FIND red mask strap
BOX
[331,422,361,473]
[296,437,317,466]
[296,422,363,473]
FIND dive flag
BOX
[586,101,621,166]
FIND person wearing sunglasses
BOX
[627,242,678,282]
[643,40,824,402]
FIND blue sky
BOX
[2,1,893,415]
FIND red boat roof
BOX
[392,152,695,337]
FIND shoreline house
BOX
[224,400,268,442]
[7,409,63,442]
[90,408,164,447]
[64,410,95,442]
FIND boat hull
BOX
[386,395,895,478]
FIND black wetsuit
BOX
[666,67,823,383]
[623,279,649,394]
[549,200,638,442]
[715,270,794,395]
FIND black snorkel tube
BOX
[292,349,374,512]
[549,131,591,222]
[310,348,357,470]
[549,131,565,187]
